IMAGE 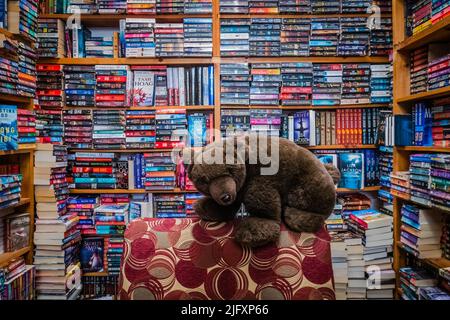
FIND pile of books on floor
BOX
[430,154,450,211]
[123,18,156,58]
[249,63,281,106]
[399,266,437,300]
[17,109,36,145]
[0,258,35,300]
[37,19,65,58]
[125,110,155,149]
[220,19,250,57]
[93,203,128,236]
[67,196,99,236]
[153,194,185,218]
[347,209,394,299]
[36,64,64,109]
[400,203,443,258]
[431,97,450,148]
[63,110,93,149]
[35,109,63,144]
[68,152,117,189]
[428,54,450,91]
[33,143,83,300]
[64,66,96,107]
[143,152,176,191]
[409,154,433,206]
[92,110,126,149]
[330,232,349,300]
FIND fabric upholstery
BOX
[119,218,335,300]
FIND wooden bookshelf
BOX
[63,105,215,111]
[0,144,36,156]
[220,57,390,63]
[393,194,450,214]
[306,145,377,150]
[219,13,392,19]
[69,188,198,194]
[392,0,450,299]
[221,104,391,110]
[38,57,215,65]
[0,94,35,104]
[0,247,31,268]
[337,186,381,192]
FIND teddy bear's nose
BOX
[221,193,232,203]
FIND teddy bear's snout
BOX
[220,193,232,204]
[209,176,237,206]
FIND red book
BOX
[336,109,341,145]
[357,109,362,144]
[95,95,125,101]
[154,141,185,149]
[97,76,127,82]
[36,90,62,96]
[280,87,312,94]
[37,64,63,71]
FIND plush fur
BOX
[184,135,340,248]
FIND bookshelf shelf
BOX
[396,87,450,105]
[0,144,36,156]
[306,145,377,150]
[396,146,450,153]
[38,57,214,65]
[393,194,450,214]
[82,272,110,277]
[63,105,215,111]
[396,16,450,53]
[397,242,450,269]
[69,188,197,194]
[220,56,390,63]
[0,198,32,214]
[0,247,31,268]
[336,186,381,192]
[221,104,391,110]
[219,13,392,19]
[0,94,34,104]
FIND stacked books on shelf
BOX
[155,22,184,57]
[67,0,98,13]
[98,0,126,13]
[431,97,450,148]
[155,109,187,149]
[3,213,30,252]
[309,18,339,57]
[369,17,393,57]
[67,196,99,236]
[184,0,212,13]
[0,105,18,151]
[407,0,432,36]
[123,18,156,58]
[370,64,392,104]
[399,266,437,300]
[80,275,119,299]
[7,0,38,41]
[17,41,37,97]
[143,151,176,191]
[36,64,64,109]
[0,172,22,210]
[390,171,411,200]
[430,154,450,212]
[63,110,93,149]
[183,18,212,57]
[92,110,126,149]
[312,64,342,106]
[126,0,156,14]
[64,65,96,107]
[410,153,433,207]
[125,110,155,149]
[428,54,450,91]
[68,152,117,189]
[104,237,124,275]
[250,109,281,136]
[219,0,249,13]
[280,0,310,13]
[378,146,394,215]
[280,18,310,57]
[17,109,36,145]
[346,209,395,299]
[37,18,65,58]
[93,204,128,236]
[220,19,250,57]
[0,258,35,300]
[0,56,19,96]
[400,204,443,259]
[341,64,370,105]
[249,63,281,106]
[338,17,369,57]
[280,62,312,106]
[220,63,250,106]
[184,193,201,215]
[95,65,131,108]
[35,109,63,144]
[153,194,185,218]
[411,102,433,146]
[249,18,281,57]
[33,143,82,300]
[220,109,251,137]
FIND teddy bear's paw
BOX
[235,217,280,248]
[194,197,239,222]
[284,207,326,233]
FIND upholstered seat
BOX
[119,218,335,300]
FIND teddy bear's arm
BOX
[194,196,241,222]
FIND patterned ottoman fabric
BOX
[119,218,335,300]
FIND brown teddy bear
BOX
[183,134,340,248]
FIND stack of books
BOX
[98,0,126,13]
[93,204,128,236]
[326,204,347,232]
[431,97,450,148]
[67,0,97,13]
[431,0,450,24]
[183,18,212,57]
[7,0,38,41]
[0,174,22,210]
[123,18,156,58]
[330,232,349,300]
[155,22,184,57]
[156,0,184,13]
[0,57,19,96]
[407,0,432,36]
[35,109,63,144]
[69,152,117,189]
[430,154,450,211]
[249,18,281,57]
[184,0,212,13]
[341,64,371,105]
[143,151,176,191]
[309,18,339,56]
[95,65,131,108]
[399,267,437,300]
[370,64,392,104]
[345,235,366,300]
[312,64,342,106]
[67,196,99,236]
[85,34,114,58]
[153,194,185,218]
[125,110,156,149]
[338,17,369,57]
[280,0,310,13]
[280,62,312,106]
[250,109,281,136]
[280,18,310,57]
[410,154,433,206]
[92,110,126,150]
[378,146,394,215]
[63,110,93,149]
[64,66,96,107]
[249,0,278,13]
[36,64,64,109]
[390,171,411,200]
[249,63,281,106]
[369,17,393,56]
[104,237,124,275]
[400,203,443,258]
[155,109,187,149]
[219,0,248,13]
[17,109,36,145]
[220,109,251,137]
[220,19,250,57]
[311,0,339,13]
[17,42,37,97]
[428,54,450,91]
[342,0,371,12]
[347,209,395,300]
[33,143,82,300]
[37,19,65,58]
[0,258,35,300]
[185,193,201,216]
[220,63,251,106]
[126,0,156,13]
[419,286,450,300]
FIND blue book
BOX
[0,105,18,151]
[188,113,207,147]
[394,115,413,146]
[338,153,364,189]
[293,111,311,146]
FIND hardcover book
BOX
[0,105,18,151]
[338,153,364,189]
